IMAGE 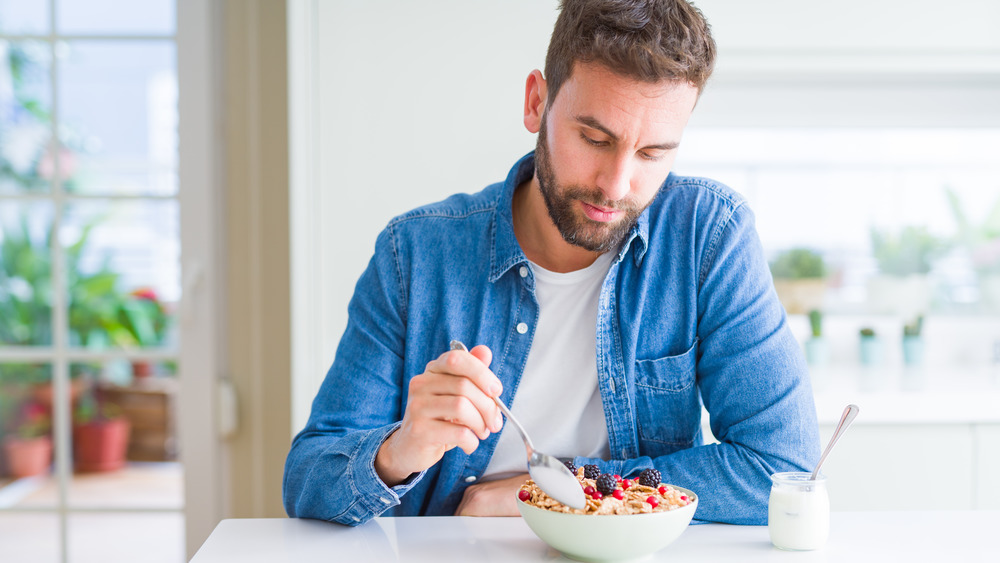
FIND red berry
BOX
[658,486,667,495]
[584,486,596,496]
[518,489,530,502]
[613,490,624,500]
[680,495,688,501]
[614,474,622,481]
[621,479,632,489]
[592,491,603,500]
[646,496,658,507]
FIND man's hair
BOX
[544,0,716,103]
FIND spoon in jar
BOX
[811,404,860,480]
[450,340,586,509]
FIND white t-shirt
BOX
[482,252,614,480]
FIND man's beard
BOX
[534,118,649,254]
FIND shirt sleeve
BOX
[283,225,419,526]
[576,202,820,525]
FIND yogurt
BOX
[768,472,829,551]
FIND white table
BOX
[190,511,1000,562]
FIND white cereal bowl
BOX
[516,486,698,563]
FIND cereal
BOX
[519,467,695,515]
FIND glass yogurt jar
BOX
[768,472,830,551]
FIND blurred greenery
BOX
[0,215,172,375]
[770,248,826,279]
[1,41,52,192]
[946,187,1000,275]
[903,315,924,337]
[808,309,823,338]
[870,226,948,277]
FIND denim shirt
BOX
[283,152,819,526]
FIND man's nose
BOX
[595,153,632,202]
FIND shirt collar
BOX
[488,152,650,282]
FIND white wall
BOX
[289,0,560,431]
[289,0,1000,431]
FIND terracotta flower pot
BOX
[73,418,131,473]
[131,361,154,378]
[2,435,53,478]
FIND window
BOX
[0,1,183,561]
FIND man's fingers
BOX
[409,418,480,455]
[408,391,493,439]
[429,348,503,398]
[470,344,493,368]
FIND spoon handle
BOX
[449,340,536,452]
[811,404,860,480]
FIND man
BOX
[284,0,819,526]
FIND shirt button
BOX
[464,476,477,483]
[519,266,528,278]
[516,323,528,334]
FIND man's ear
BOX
[523,69,547,134]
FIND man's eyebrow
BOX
[574,114,680,151]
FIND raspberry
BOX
[583,464,601,480]
[518,489,530,502]
[595,474,617,495]
[612,489,624,500]
[638,468,661,488]
[563,460,577,476]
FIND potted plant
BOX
[804,309,829,366]
[72,381,130,473]
[2,400,53,478]
[867,226,947,316]
[902,316,925,366]
[858,327,882,366]
[120,287,171,378]
[770,248,827,314]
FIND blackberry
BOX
[583,464,601,480]
[595,473,617,496]
[563,460,577,476]
[638,468,661,488]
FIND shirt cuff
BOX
[349,422,426,515]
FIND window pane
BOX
[0,0,50,35]
[1,362,55,495]
[0,202,53,346]
[58,40,176,196]
[69,513,184,563]
[0,513,60,560]
[62,200,178,350]
[57,0,175,36]
[0,40,53,194]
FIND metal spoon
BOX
[811,404,860,480]
[450,340,586,509]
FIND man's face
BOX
[533,63,699,253]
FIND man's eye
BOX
[581,133,608,147]
[639,151,664,162]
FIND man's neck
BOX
[512,176,603,273]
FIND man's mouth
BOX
[580,201,623,223]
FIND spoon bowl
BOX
[450,340,586,509]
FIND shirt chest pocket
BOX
[633,339,700,452]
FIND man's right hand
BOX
[375,344,503,487]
